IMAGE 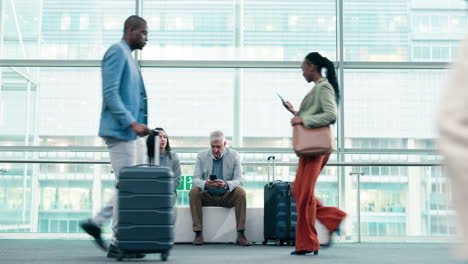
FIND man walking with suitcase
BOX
[79,15,152,259]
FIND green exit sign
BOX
[177,175,193,191]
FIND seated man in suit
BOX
[189,130,250,246]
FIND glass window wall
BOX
[0,0,461,241]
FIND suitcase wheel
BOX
[262,240,268,246]
[161,250,169,261]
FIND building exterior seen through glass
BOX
[0,0,461,240]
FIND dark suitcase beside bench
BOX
[263,155,297,246]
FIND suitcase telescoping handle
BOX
[152,129,160,166]
[267,155,275,183]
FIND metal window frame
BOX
[0,59,450,69]
[0,145,442,154]
[0,0,451,155]
[0,159,443,167]
[0,0,454,241]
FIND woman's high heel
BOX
[320,227,340,248]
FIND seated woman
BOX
[146,127,182,193]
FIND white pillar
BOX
[406,138,423,236]
[91,165,102,216]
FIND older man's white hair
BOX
[210,130,226,143]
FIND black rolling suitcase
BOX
[116,130,175,261]
[262,155,297,246]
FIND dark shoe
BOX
[107,243,146,260]
[321,227,340,248]
[80,219,107,251]
[236,235,251,246]
[193,233,204,246]
[290,250,319,255]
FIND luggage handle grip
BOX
[153,129,160,166]
[135,164,157,167]
[267,155,275,183]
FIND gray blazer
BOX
[143,150,182,192]
[161,151,182,192]
[192,148,243,192]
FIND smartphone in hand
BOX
[209,174,217,181]
[276,93,294,114]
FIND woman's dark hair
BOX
[147,127,172,162]
[305,52,340,104]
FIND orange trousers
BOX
[293,154,347,252]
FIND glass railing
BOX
[0,148,450,242]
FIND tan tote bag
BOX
[292,124,332,157]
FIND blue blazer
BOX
[98,40,148,141]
